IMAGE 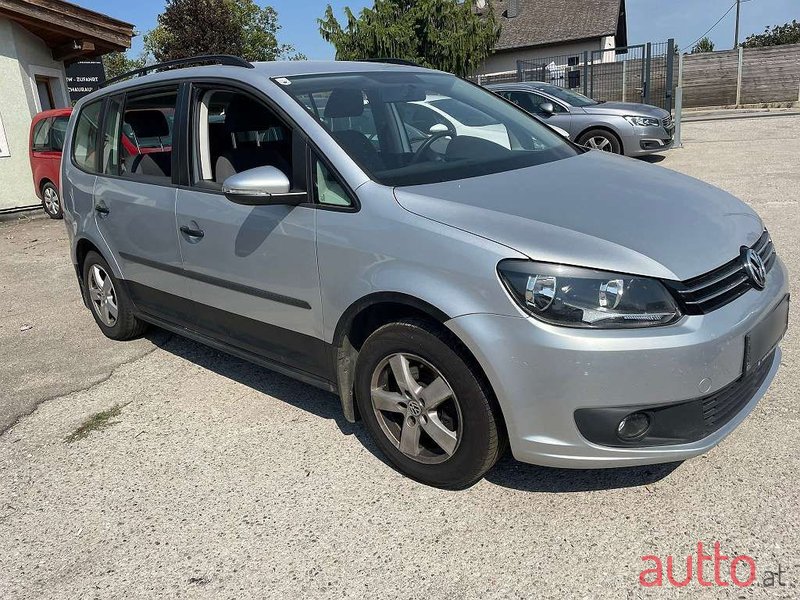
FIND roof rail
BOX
[359,58,422,67]
[102,54,253,88]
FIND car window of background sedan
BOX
[502,91,568,116]
[535,85,598,107]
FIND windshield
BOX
[279,71,578,186]
[534,85,598,107]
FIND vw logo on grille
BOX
[742,248,767,290]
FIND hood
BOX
[393,151,763,281]
[582,102,669,119]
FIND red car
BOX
[29,107,172,218]
[29,108,72,219]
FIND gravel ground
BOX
[1,116,798,599]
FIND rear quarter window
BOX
[72,100,103,172]
[32,118,52,150]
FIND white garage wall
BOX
[477,39,606,76]
[0,18,68,212]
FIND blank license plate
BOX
[744,295,789,374]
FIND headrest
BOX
[225,95,281,133]
[124,110,170,138]
[324,88,364,119]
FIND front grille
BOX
[662,115,673,129]
[666,230,776,314]
[702,349,775,434]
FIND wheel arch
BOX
[332,292,504,437]
[35,177,53,199]
[75,237,102,273]
[74,234,124,280]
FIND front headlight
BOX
[497,260,682,328]
[624,115,661,127]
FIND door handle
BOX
[180,225,204,238]
[94,203,109,215]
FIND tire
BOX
[41,182,63,219]
[577,129,622,154]
[355,318,505,489]
[82,251,147,340]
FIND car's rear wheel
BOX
[355,318,505,489]
[83,251,147,340]
[41,182,63,219]
[578,129,622,154]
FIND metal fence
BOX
[473,39,677,112]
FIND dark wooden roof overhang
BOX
[0,0,134,63]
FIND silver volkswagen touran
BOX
[61,57,788,489]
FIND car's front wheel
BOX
[355,319,505,489]
[577,129,622,154]
[41,182,63,219]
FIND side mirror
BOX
[222,166,299,206]
[429,123,450,134]
[539,102,555,116]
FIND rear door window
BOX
[100,96,124,176]
[119,88,178,182]
[50,116,69,151]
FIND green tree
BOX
[102,51,147,80]
[742,20,800,48]
[147,0,304,63]
[691,37,715,54]
[318,0,500,77]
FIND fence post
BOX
[516,60,523,82]
[673,53,684,148]
[736,46,744,106]
[674,88,684,148]
[622,59,627,102]
[643,42,652,104]
[583,51,589,96]
[665,38,675,112]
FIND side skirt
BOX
[123,281,338,394]
[136,311,337,393]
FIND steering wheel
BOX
[410,130,455,164]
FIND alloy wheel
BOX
[369,353,462,464]
[88,264,118,327]
[586,136,613,152]
[43,186,60,216]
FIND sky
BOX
[76,0,800,59]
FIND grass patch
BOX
[65,404,126,443]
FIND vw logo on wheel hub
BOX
[742,248,767,290]
[408,400,423,416]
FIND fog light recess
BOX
[617,412,651,440]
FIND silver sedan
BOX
[489,82,674,157]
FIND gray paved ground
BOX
[1,116,798,599]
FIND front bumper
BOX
[446,257,788,468]
[622,123,675,156]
